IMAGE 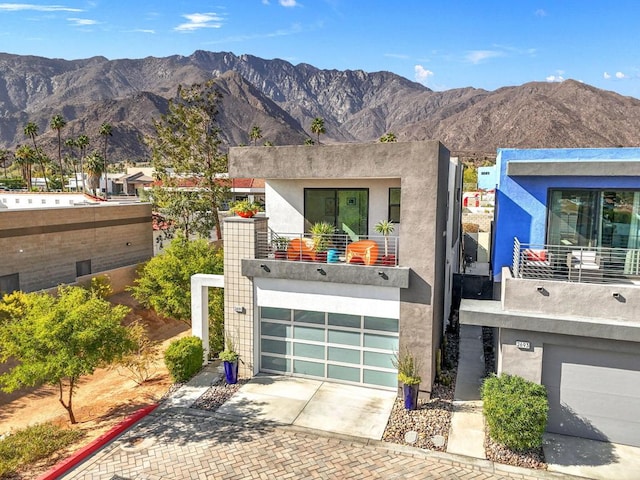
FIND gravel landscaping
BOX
[191,377,247,411]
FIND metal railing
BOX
[512,237,640,285]
[256,229,400,267]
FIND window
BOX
[388,188,401,223]
[0,273,19,295]
[547,189,640,249]
[76,259,91,277]
[304,189,369,236]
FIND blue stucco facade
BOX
[492,148,640,281]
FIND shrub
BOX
[481,374,548,451]
[118,320,160,385]
[164,336,204,383]
[0,423,83,476]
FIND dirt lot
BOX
[0,292,189,478]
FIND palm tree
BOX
[380,132,397,143]
[50,114,67,191]
[99,122,112,199]
[14,144,35,189]
[24,121,49,191]
[310,117,325,145]
[0,148,10,178]
[84,150,105,197]
[249,125,263,146]
[64,138,79,191]
[76,134,89,193]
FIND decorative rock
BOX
[404,430,418,444]
[432,434,445,448]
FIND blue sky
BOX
[1,1,639,99]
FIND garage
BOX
[542,344,640,447]
[259,306,398,389]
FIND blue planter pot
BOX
[403,383,419,410]
[223,360,238,384]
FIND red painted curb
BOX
[37,403,159,480]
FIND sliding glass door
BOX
[547,189,640,249]
[304,189,369,236]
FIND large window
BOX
[304,189,369,236]
[548,189,640,249]
[388,188,401,223]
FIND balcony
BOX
[256,230,400,267]
[240,228,409,289]
[512,237,640,285]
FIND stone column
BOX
[223,216,268,377]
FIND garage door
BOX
[542,344,640,446]
[259,307,398,389]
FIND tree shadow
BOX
[543,403,619,467]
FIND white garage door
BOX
[259,307,398,389]
[542,344,640,447]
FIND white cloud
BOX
[414,65,433,85]
[534,9,547,17]
[604,72,611,79]
[130,29,155,34]
[615,71,628,79]
[0,3,82,12]
[279,0,298,6]
[67,17,97,26]
[546,75,564,82]
[465,50,503,64]
[174,12,223,32]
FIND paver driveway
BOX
[62,407,553,480]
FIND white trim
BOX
[191,273,224,361]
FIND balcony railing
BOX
[512,237,640,285]
[256,230,400,267]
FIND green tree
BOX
[76,134,90,193]
[0,148,10,178]
[99,122,112,199]
[129,234,224,324]
[249,125,263,146]
[310,117,325,144]
[64,137,79,190]
[84,150,105,197]
[463,163,478,191]
[14,144,35,189]
[146,80,229,240]
[50,114,67,191]
[379,132,397,143]
[23,122,49,191]
[0,287,134,424]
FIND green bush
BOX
[0,423,83,476]
[481,373,548,451]
[164,336,204,383]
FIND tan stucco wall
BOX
[0,203,152,293]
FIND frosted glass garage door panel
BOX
[294,310,325,324]
[294,326,325,342]
[261,307,291,320]
[328,313,361,328]
[364,369,397,388]
[261,322,290,338]
[364,316,399,332]
[364,351,395,369]
[364,333,398,351]
[328,330,360,346]
[294,343,325,360]
[294,360,324,377]
[262,356,289,372]
[261,339,290,356]
[328,346,360,365]
[328,364,360,382]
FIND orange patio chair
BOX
[346,240,379,266]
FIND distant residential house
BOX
[193,141,463,398]
[460,147,640,447]
[477,165,497,191]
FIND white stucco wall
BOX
[265,178,401,236]
[254,277,401,319]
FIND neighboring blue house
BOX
[461,147,640,448]
[477,165,497,191]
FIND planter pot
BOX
[327,249,340,263]
[382,254,396,266]
[223,360,238,384]
[315,251,327,263]
[402,383,419,410]
[274,251,287,260]
[236,210,256,218]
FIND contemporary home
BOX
[0,202,153,294]
[460,147,640,447]
[206,141,462,398]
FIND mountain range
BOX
[1,50,640,163]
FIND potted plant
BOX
[272,236,290,260]
[219,335,239,384]
[310,221,336,262]
[229,199,262,218]
[375,219,396,266]
[392,348,421,410]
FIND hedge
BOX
[164,336,204,383]
[481,373,548,451]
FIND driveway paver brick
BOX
[60,407,567,480]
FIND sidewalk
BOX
[446,324,486,459]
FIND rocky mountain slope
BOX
[1,50,639,162]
